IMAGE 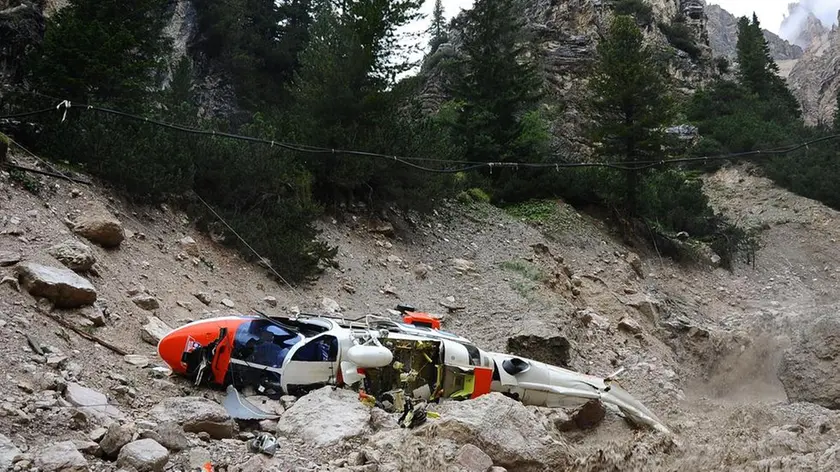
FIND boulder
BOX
[64,382,123,423]
[263,296,278,307]
[0,434,21,471]
[321,297,341,314]
[156,421,189,451]
[34,441,88,472]
[506,335,571,367]
[72,213,125,248]
[178,236,200,257]
[455,444,493,472]
[141,316,172,345]
[150,397,234,439]
[430,393,573,471]
[78,305,107,327]
[16,262,97,308]
[193,292,212,305]
[117,439,169,472]
[779,315,840,409]
[276,386,371,447]
[100,422,136,457]
[132,294,160,311]
[618,317,643,335]
[47,239,96,272]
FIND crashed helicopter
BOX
[157,305,668,433]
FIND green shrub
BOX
[613,0,654,25]
[659,20,701,59]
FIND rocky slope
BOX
[4,135,840,470]
[704,3,803,61]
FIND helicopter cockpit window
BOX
[291,335,338,362]
[232,320,302,368]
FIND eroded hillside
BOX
[2,146,840,471]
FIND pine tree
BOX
[735,14,800,117]
[192,0,313,109]
[449,0,543,166]
[32,0,171,109]
[429,0,448,53]
[589,15,672,214]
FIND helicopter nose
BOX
[157,330,189,374]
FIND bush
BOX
[659,20,701,59]
[613,0,654,25]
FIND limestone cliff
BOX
[704,3,803,61]
[787,21,840,126]
[423,0,716,159]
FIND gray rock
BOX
[100,422,136,457]
[117,439,169,472]
[321,297,340,314]
[124,355,150,367]
[263,296,278,307]
[559,400,606,430]
[72,213,125,248]
[193,292,212,305]
[779,315,840,409]
[78,305,107,327]
[155,421,189,451]
[132,294,160,311]
[64,382,123,423]
[141,316,172,345]
[178,236,200,257]
[34,441,88,472]
[0,250,21,267]
[451,258,476,274]
[625,252,643,277]
[220,298,235,308]
[16,262,97,308]
[150,397,234,439]
[618,317,643,335]
[0,434,21,471]
[455,444,493,472]
[48,239,96,272]
[89,427,108,442]
[276,387,371,447]
[431,393,573,470]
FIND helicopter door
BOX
[281,334,339,395]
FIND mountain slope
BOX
[705,3,803,61]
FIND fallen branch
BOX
[1,163,92,185]
[34,306,128,356]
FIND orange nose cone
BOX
[156,317,247,376]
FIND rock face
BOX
[705,4,803,61]
[151,397,234,439]
[16,262,97,307]
[0,2,45,81]
[779,315,840,409]
[430,393,573,471]
[141,316,172,345]
[48,239,96,272]
[787,20,840,125]
[0,434,21,471]
[117,439,169,472]
[34,441,89,472]
[422,0,716,159]
[276,387,371,447]
[72,212,125,248]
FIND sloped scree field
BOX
[2,154,840,471]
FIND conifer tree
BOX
[449,0,543,165]
[32,0,171,109]
[429,0,448,53]
[589,15,672,214]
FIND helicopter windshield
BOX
[232,319,302,368]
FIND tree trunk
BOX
[0,133,8,163]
